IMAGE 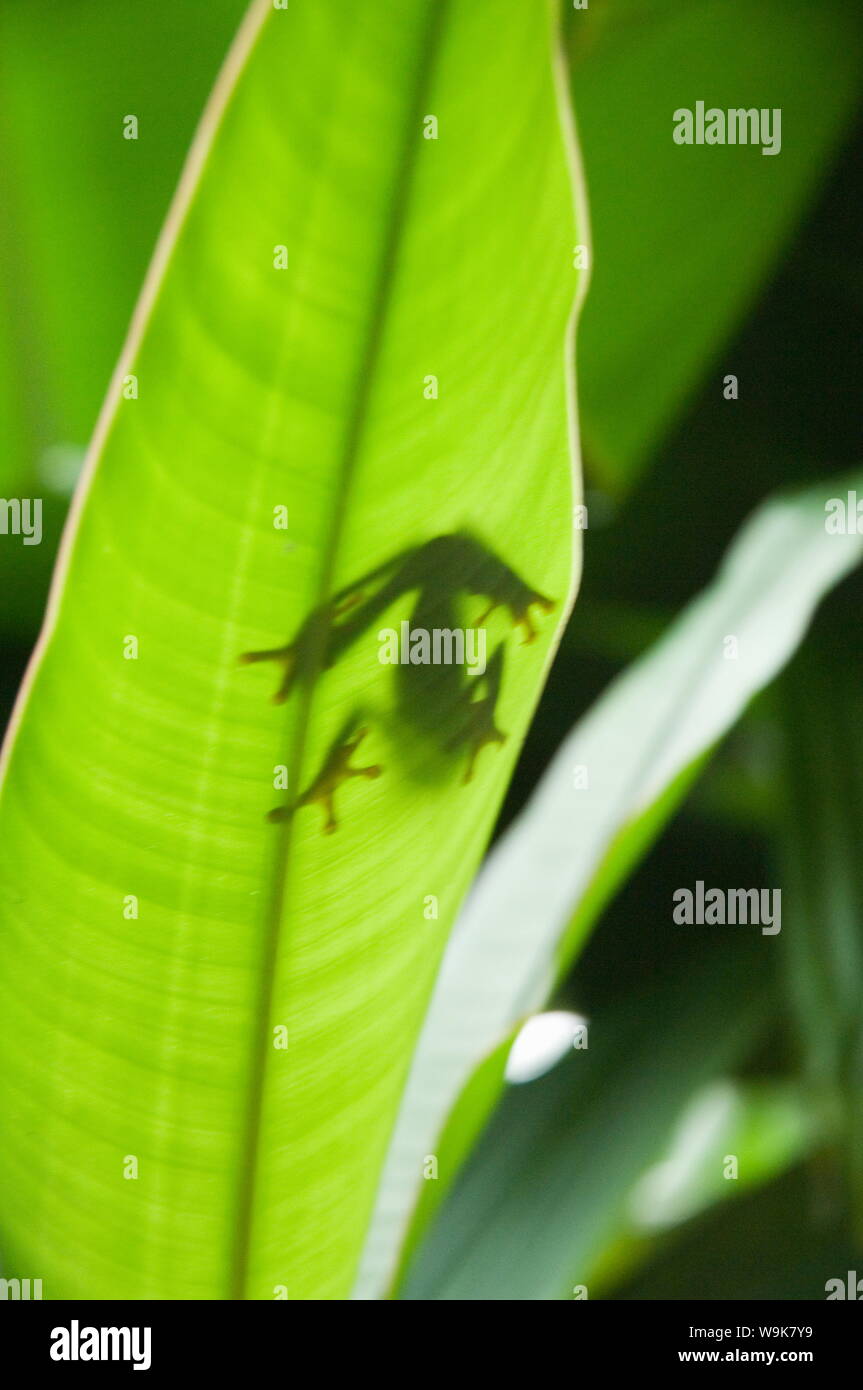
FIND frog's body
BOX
[241,531,554,831]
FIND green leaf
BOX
[569,0,863,491]
[0,0,584,1300]
[359,476,863,1298]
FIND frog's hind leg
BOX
[269,713,383,833]
[447,643,507,784]
[446,531,555,644]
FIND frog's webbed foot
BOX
[269,725,382,833]
[239,643,298,704]
[448,668,507,784]
[476,590,555,645]
[459,710,506,784]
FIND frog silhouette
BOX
[240,531,554,832]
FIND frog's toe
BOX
[515,593,555,644]
[453,699,507,783]
[462,726,506,784]
[239,643,290,665]
[357,763,383,780]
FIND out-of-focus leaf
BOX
[0,0,246,488]
[0,495,69,639]
[586,1076,813,1299]
[357,476,863,1299]
[402,947,775,1300]
[778,641,863,1228]
[617,1166,857,1300]
[627,1079,812,1234]
[0,0,584,1300]
[0,0,247,635]
[569,0,863,491]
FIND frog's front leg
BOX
[269,721,382,833]
[448,643,507,784]
[240,640,298,704]
[239,590,365,704]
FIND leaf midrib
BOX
[228,0,448,1300]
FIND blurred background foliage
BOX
[1,0,861,1298]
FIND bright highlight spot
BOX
[38,443,85,496]
[505,1010,587,1084]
